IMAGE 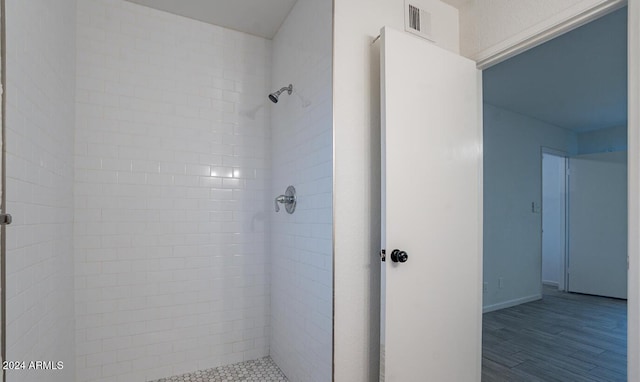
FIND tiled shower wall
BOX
[74,1,271,381]
[4,0,77,381]
[269,0,334,381]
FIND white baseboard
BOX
[542,280,559,287]
[483,294,542,313]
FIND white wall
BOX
[577,125,627,154]
[333,2,398,378]
[268,0,333,381]
[74,1,271,381]
[456,0,612,60]
[333,0,460,379]
[483,103,576,311]
[4,0,77,381]
[542,153,566,286]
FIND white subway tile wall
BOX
[4,0,77,381]
[74,1,272,381]
[269,0,334,381]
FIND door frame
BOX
[477,1,638,379]
[541,148,568,293]
[1,0,6,379]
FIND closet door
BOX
[568,151,627,299]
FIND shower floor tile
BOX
[149,357,288,382]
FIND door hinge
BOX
[380,249,386,262]
[0,214,12,225]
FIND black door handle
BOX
[390,249,408,263]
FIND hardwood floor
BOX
[482,286,627,381]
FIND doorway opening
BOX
[482,5,628,381]
[541,150,567,292]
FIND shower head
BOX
[268,84,293,103]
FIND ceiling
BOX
[441,0,472,7]
[126,0,298,39]
[483,7,627,133]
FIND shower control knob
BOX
[390,249,408,263]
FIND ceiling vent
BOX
[405,1,434,42]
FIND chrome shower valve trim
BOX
[275,185,297,214]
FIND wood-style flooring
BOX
[482,286,627,382]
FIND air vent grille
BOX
[405,2,433,42]
[409,4,421,31]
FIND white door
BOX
[568,151,627,299]
[380,27,482,381]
